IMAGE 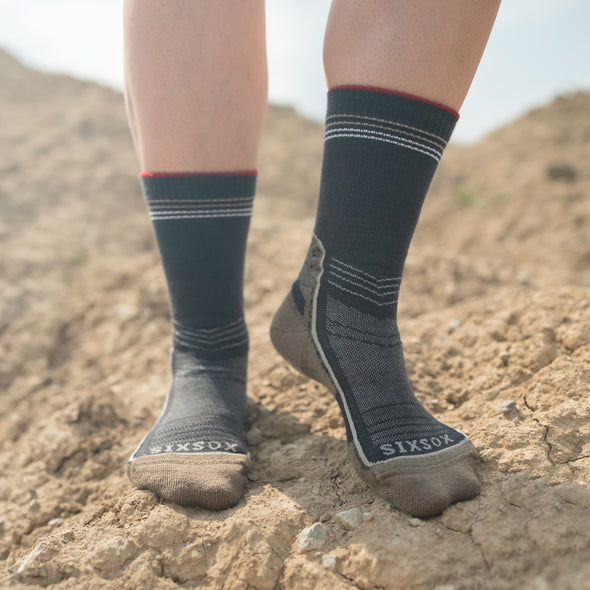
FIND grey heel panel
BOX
[270,292,332,389]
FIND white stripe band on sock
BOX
[324,130,442,162]
[325,125,443,160]
[326,113,449,149]
[149,207,253,221]
[326,120,446,152]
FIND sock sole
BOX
[270,235,481,517]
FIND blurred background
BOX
[0,0,589,143]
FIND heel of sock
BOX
[270,290,331,388]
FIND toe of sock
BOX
[349,444,481,518]
[127,452,250,511]
[379,454,481,518]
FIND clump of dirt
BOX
[0,50,589,589]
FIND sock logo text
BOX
[149,441,240,454]
[379,433,454,456]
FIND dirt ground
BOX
[0,49,589,589]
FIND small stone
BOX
[61,529,75,543]
[297,523,329,552]
[435,527,444,537]
[48,518,64,528]
[245,427,262,446]
[499,350,510,366]
[554,502,563,511]
[447,318,462,334]
[298,477,306,483]
[501,400,517,414]
[321,554,337,571]
[385,502,393,511]
[408,518,423,527]
[336,508,363,530]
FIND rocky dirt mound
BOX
[0,50,589,589]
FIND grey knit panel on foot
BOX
[127,349,249,510]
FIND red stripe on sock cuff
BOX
[140,170,257,178]
[329,85,459,119]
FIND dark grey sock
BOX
[271,88,480,517]
[127,172,255,510]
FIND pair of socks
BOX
[127,87,480,517]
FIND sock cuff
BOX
[327,85,458,143]
[329,85,459,118]
[140,171,257,202]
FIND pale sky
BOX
[1,0,589,143]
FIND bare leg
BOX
[323,0,500,110]
[124,0,267,172]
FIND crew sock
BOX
[271,87,480,517]
[128,171,255,510]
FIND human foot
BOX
[127,346,249,510]
[271,235,480,518]
[128,172,256,509]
